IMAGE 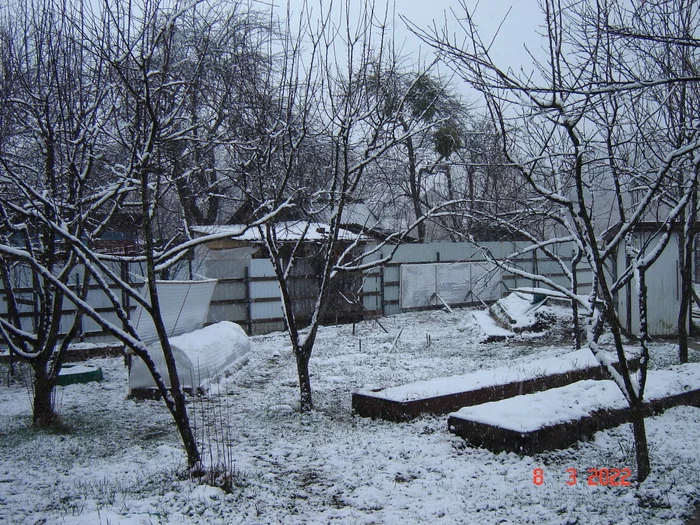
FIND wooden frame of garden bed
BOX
[447,387,700,455]
[352,356,638,422]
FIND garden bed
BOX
[0,343,123,364]
[56,364,104,386]
[352,349,636,421]
[448,364,700,454]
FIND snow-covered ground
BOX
[1,306,700,524]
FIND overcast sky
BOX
[386,1,544,67]
[268,1,546,103]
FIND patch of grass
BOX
[75,477,123,507]
[394,472,418,483]
[616,436,660,470]
[56,492,87,517]
[58,468,182,518]
[636,489,672,510]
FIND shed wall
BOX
[617,232,682,336]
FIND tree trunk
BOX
[571,249,582,350]
[405,134,425,242]
[32,362,58,428]
[173,401,202,473]
[133,344,202,471]
[678,261,690,364]
[630,403,651,483]
[679,182,696,364]
[296,351,313,412]
[159,342,201,470]
[140,157,202,471]
[147,291,202,472]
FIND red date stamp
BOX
[533,468,632,486]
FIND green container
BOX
[57,364,103,386]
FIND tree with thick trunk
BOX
[243,0,445,410]
[416,0,700,482]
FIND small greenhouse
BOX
[128,321,250,397]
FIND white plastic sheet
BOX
[130,279,218,345]
[400,262,501,309]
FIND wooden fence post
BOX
[380,265,385,316]
[532,248,538,288]
[244,264,253,335]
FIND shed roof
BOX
[191,221,370,243]
[603,220,700,244]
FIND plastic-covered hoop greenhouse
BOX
[129,321,250,397]
[126,279,250,397]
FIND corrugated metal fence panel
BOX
[249,280,280,300]
[211,280,247,303]
[247,259,284,333]
[361,268,382,312]
[85,286,121,310]
[249,259,277,278]
[205,259,247,280]
[622,231,680,336]
[0,261,146,343]
[200,249,249,328]
[201,255,285,334]
[208,302,247,326]
[250,301,283,322]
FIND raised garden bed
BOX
[0,343,123,364]
[352,349,637,422]
[448,364,700,455]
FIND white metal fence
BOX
[1,241,592,342]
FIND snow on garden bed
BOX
[57,363,103,386]
[449,364,700,454]
[452,364,700,432]
[357,348,611,403]
[352,348,632,421]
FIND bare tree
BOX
[236,0,440,411]
[84,0,292,471]
[605,0,700,363]
[0,0,281,472]
[417,0,700,482]
[0,0,117,427]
